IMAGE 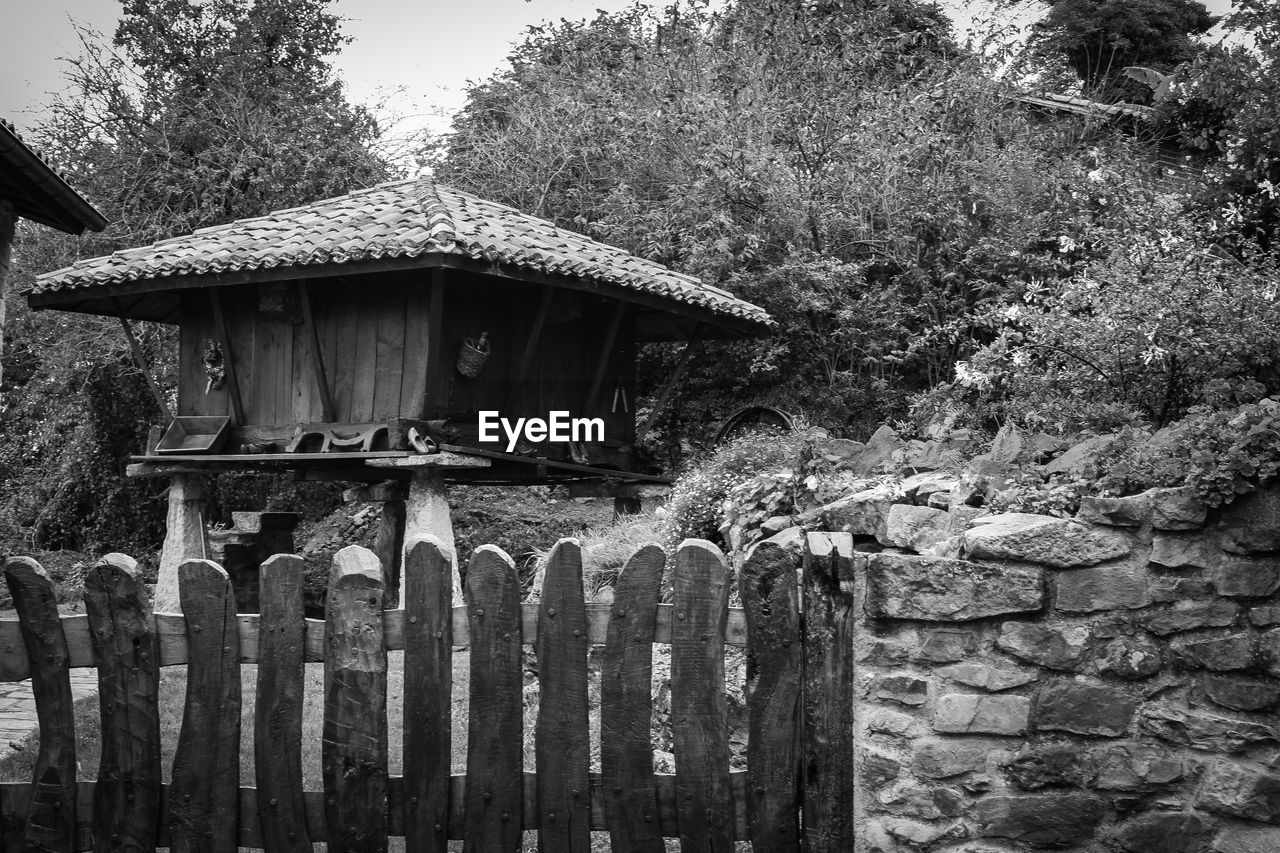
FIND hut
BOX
[30,177,772,608]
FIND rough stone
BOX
[900,471,958,505]
[1212,826,1280,853]
[963,512,1133,567]
[1091,743,1184,791]
[918,629,980,663]
[1055,562,1151,612]
[1076,493,1152,528]
[948,504,989,532]
[1112,813,1212,853]
[1151,531,1224,570]
[1043,434,1116,477]
[1141,600,1238,636]
[1034,679,1139,737]
[877,780,964,819]
[1220,485,1280,554]
[1151,575,1215,602]
[1172,632,1255,671]
[1217,559,1280,598]
[996,622,1089,670]
[816,482,902,539]
[1098,635,1163,680]
[1261,629,1280,678]
[844,424,906,477]
[861,748,902,788]
[866,554,1044,622]
[936,662,1038,692]
[1004,746,1084,790]
[1140,706,1278,752]
[933,694,1030,736]
[1200,761,1280,823]
[863,638,913,666]
[1249,605,1280,627]
[759,525,806,557]
[881,817,964,848]
[873,674,929,707]
[883,504,951,552]
[867,707,917,737]
[912,741,989,779]
[817,437,864,462]
[1150,486,1209,530]
[973,795,1106,847]
[759,515,793,535]
[1202,673,1280,712]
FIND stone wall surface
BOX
[822,478,1280,853]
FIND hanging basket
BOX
[456,332,491,378]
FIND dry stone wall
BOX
[811,477,1280,852]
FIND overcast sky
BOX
[2,0,1235,146]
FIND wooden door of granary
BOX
[0,534,855,852]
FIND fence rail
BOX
[0,533,856,852]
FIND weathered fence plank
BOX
[462,546,522,853]
[4,557,76,853]
[742,541,803,853]
[670,540,733,853]
[802,532,856,852]
[600,544,665,853]
[254,554,311,853]
[322,546,389,853]
[535,540,591,853]
[402,537,453,853]
[84,553,162,853]
[170,559,241,853]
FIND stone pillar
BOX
[154,474,209,613]
[404,469,462,605]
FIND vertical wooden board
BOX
[330,287,358,422]
[422,272,446,418]
[323,546,389,853]
[372,285,407,420]
[179,296,225,418]
[801,533,856,853]
[3,557,76,853]
[534,540,590,852]
[373,501,407,609]
[463,546,522,853]
[402,538,453,853]
[741,542,802,853]
[224,289,256,424]
[349,292,381,423]
[600,545,665,853]
[290,317,312,425]
[170,560,241,853]
[84,553,163,853]
[400,282,431,419]
[670,540,733,853]
[255,555,311,853]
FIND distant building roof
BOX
[31,177,771,337]
[1018,93,1155,123]
[0,118,107,234]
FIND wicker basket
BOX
[456,332,491,378]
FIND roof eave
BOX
[0,122,109,234]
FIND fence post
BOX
[170,559,241,853]
[670,539,733,853]
[85,553,162,853]
[4,557,76,853]
[535,539,591,853]
[322,545,389,853]
[600,544,665,853]
[255,554,311,853]
[742,540,803,853]
[801,533,856,852]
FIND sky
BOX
[2,0,1237,148]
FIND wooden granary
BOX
[30,177,771,608]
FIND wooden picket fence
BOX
[0,533,855,853]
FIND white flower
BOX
[1057,235,1078,253]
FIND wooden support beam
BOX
[514,289,553,386]
[297,281,337,422]
[208,290,245,425]
[114,304,173,419]
[423,268,446,418]
[584,302,626,416]
[635,324,703,443]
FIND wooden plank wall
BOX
[175,272,637,448]
[0,536,845,850]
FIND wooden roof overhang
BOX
[28,252,763,341]
[0,119,108,234]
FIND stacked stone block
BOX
[816,479,1280,852]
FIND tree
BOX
[2,0,390,554]
[1030,0,1216,97]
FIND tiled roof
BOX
[33,177,771,330]
[1,117,108,234]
